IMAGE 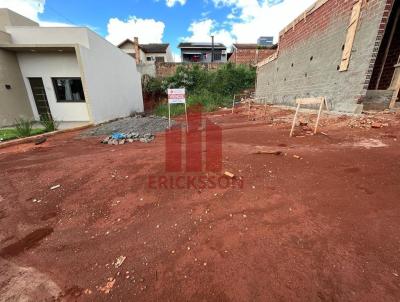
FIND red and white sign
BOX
[168,88,186,104]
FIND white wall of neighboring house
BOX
[143,46,173,63]
[144,52,167,63]
[165,45,174,62]
[1,17,144,126]
[78,30,143,124]
[17,51,90,122]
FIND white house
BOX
[0,9,143,127]
[118,37,173,64]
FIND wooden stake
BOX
[168,102,171,128]
[314,98,325,134]
[290,103,301,137]
[247,99,251,121]
[264,98,268,121]
[184,102,189,133]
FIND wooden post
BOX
[290,97,328,137]
[290,103,301,137]
[314,98,325,134]
[264,98,268,120]
[184,102,189,132]
[247,98,251,121]
[232,94,236,114]
[168,102,171,128]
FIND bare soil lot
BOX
[0,106,400,301]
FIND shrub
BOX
[14,118,33,137]
[40,114,59,132]
[153,63,256,116]
[143,75,164,95]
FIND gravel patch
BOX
[82,115,173,137]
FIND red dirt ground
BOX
[1,106,400,301]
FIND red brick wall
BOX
[279,0,361,53]
[368,0,399,89]
[229,48,276,65]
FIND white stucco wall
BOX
[17,51,90,122]
[78,30,143,124]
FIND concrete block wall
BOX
[256,0,395,113]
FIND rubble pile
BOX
[101,132,155,145]
[347,117,390,129]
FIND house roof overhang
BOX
[0,43,77,52]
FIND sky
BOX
[0,0,316,61]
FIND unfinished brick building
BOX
[229,44,277,65]
[256,0,400,113]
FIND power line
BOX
[45,4,78,26]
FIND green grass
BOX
[0,128,46,142]
[155,92,232,118]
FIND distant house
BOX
[0,9,143,127]
[178,42,227,63]
[118,37,173,64]
[257,36,274,46]
[229,43,277,65]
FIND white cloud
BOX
[166,0,186,7]
[182,19,235,48]
[0,0,76,27]
[0,0,44,21]
[188,0,316,46]
[173,52,181,62]
[106,16,165,45]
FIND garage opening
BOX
[366,0,400,110]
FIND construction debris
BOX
[224,171,235,178]
[50,185,61,190]
[348,117,390,129]
[101,132,155,145]
[98,278,115,294]
[35,137,47,145]
[253,150,282,155]
[114,256,126,268]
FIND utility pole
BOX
[211,35,215,63]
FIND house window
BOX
[147,57,152,61]
[155,56,165,63]
[213,52,222,61]
[52,78,85,102]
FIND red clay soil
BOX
[0,106,400,301]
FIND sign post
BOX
[168,88,188,131]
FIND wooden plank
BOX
[389,63,400,108]
[296,97,324,105]
[339,0,362,72]
[314,99,325,134]
[290,103,301,137]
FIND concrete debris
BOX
[224,171,235,178]
[102,132,155,145]
[114,256,126,268]
[35,137,47,145]
[98,278,115,294]
[348,117,389,129]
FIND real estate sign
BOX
[167,88,188,130]
[168,88,186,104]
